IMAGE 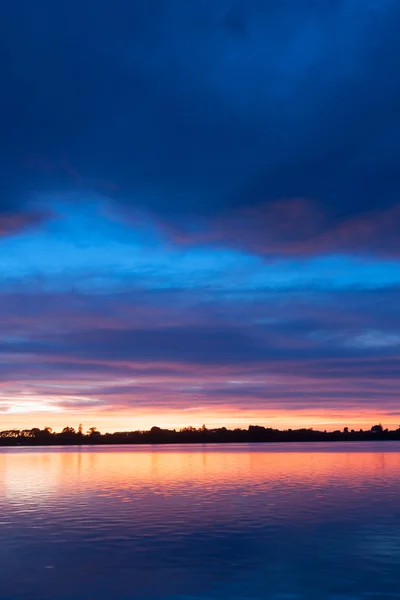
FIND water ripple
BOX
[1,443,400,599]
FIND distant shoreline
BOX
[2,440,400,449]
[1,424,400,446]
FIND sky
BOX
[1,0,400,432]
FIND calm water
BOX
[1,443,400,600]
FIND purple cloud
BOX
[151,200,400,258]
[0,284,400,420]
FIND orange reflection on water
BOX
[2,445,400,504]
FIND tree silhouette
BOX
[88,427,101,439]
[371,424,383,433]
[61,427,76,435]
[1,422,399,446]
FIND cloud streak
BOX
[142,200,400,258]
[1,284,400,426]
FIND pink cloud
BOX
[0,210,53,238]
[151,199,400,257]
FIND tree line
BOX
[1,423,400,445]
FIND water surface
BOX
[1,443,400,600]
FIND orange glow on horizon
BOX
[1,406,398,433]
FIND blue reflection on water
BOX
[1,443,400,600]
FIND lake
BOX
[1,443,400,600]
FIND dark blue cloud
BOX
[2,0,400,230]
